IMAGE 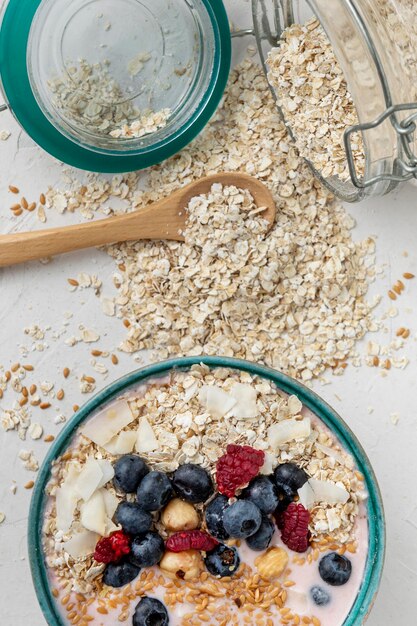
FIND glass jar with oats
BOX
[252,0,417,202]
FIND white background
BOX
[1,1,416,624]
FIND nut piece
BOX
[159,550,203,581]
[161,498,200,531]
[255,547,289,580]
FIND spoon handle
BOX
[0,200,183,268]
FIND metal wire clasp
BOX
[344,103,417,189]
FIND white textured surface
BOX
[0,1,416,624]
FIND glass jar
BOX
[252,0,417,202]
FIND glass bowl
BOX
[0,0,230,172]
[28,355,385,626]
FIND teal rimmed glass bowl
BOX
[28,356,385,625]
[0,0,230,173]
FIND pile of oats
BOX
[267,18,366,181]
[47,58,377,381]
[49,59,167,140]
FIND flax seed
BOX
[11,362,20,372]
[9,185,19,194]
[67,612,77,621]
[403,272,415,279]
[111,354,119,365]
[66,603,75,612]
[40,193,46,205]
[396,327,406,337]
[31,399,41,406]
[40,402,51,409]
[293,617,300,625]
[22,386,28,397]
[83,375,96,383]
[283,580,295,587]
[312,617,321,626]
[52,589,59,598]
[57,389,65,400]
[12,208,23,216]
[63,367,70,378]
[91,349,102,357]
[19,397,28,407]
[384,359,391,370]
[27,202,36,212]
[302,618,311,624]
[118,263,126,271]
[5,371,11,382]
[97,607,108,614]
[0,389,3,399]
[44,435,55,443]
[21,197,28,209]
[393,284,402,295]
[123,319,131,328]
[10,203,21,210]
[73,404,80,412]
[388,290,397,300]
[402,329,410,339]
[68,278,79,287]
[372,356,380,367]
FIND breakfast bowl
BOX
[28,356,385,626]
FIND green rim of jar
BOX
[28,355,385,626]
[0,0,231,173]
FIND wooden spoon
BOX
[0,172,276,268]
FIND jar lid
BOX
[0,0,231,172]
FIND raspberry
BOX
[166,530,219,553]
[216,444,265,498]
[94,531,131,563]
[276,502,310,553]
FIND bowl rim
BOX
[0,0,231,173]
[28,355,385,626]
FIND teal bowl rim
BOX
[0,0,231,173]
[28,355,385,626]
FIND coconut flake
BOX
[80,491,107,535]
[315,442,346,465]
[63,531,99,559]
[102,489,119,518]
[267,417,311,448]
[260,452,277,475]
[96,459,115,488]
[80,400,135,447]
[75,458,105,502]
[136,416,159,453]
[230,383,259,419]
[103,430,137,454]
[199,385,237,419]
[298,478,349,509]
[55,464,81,533]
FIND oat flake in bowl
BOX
[29,357,384,626]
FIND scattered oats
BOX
[127,51,151,77]
[28,422,44,440]
[0,512,5,524]
[80,328,100,344]
[267,18,365,181]
[101,297,116,317]
[0,130,11,141]
[10,483,17,495]
[18,449,39,472]
[390,412,400,425]
[367,406,374,415]
[54,414,67,425]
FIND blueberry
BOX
[130,532,165,568]
[274,463,308,498]
[137,471,174,511]
[205,495,230,541]
[133,597,169,626]
[115,502,152,535]
[204,544,240,577]
[172,464,214,504]
[246,514,275,551]
[223,500,262,539]
[113,455,149,493]
[241,476,280,514]
[310,585,331,606]
[102,558,140,588]
[319,553,352,586]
